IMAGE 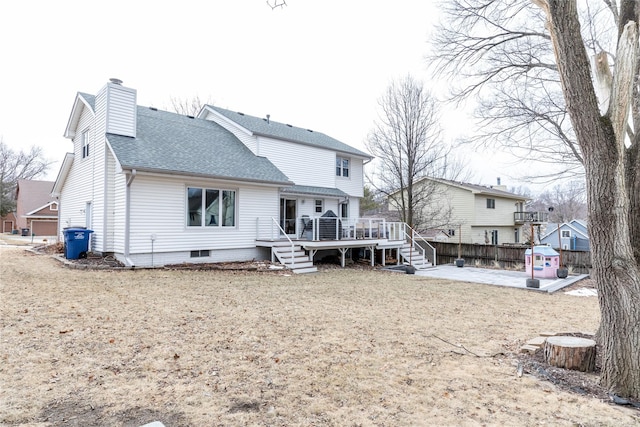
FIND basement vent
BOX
[190,249,210,258]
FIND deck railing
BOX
[256,216,436,266]
[256,217,296,265]
[400,223,437,266]
[514,211,549,224]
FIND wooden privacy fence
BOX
[421,242,592,274]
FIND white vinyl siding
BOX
[335,157,365,197]
[125,175,279,258]
[105,84,137,137]
[258,136,334,187]
[59,106,102,247]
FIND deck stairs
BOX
[400,243,432,269]
[271,242,318,274]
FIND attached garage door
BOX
[31,220,58,236]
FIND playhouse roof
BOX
[525,246,559,256]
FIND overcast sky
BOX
[1,0,529,189]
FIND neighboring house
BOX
[15,179,59,236]
[540,219,590,251]
[53,79,419,271]
[390,177,535,245]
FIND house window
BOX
[190,250,210,258]
[514,228,519,243]
[561,230,571,238]
[315,199,323,213]
[486,198,495,209]
[81,129,90,159]
[447,229,455,237]
[340,202,348,219]
[336,156,349,177]
[187,187,236,227]
[491,230,498,245]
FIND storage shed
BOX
[525,246,560,279]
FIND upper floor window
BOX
[561,230,571,238]
[336,156,349,177]
[447,229,455,237]
[81,129,90,159]
[315,199,323,214]
[486,198,495,209]
[187,187,236,227]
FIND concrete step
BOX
[292,267,318,274]
[281,261,314,269]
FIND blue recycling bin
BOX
[63,228,93,259]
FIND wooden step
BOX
[275,251,306,259]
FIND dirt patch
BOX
[1,246,638,426]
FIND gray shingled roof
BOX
[78,93,95,110]
[207,106,372,159]
[107,107,292,185]
[429,178,528,200]
[280,185,348,198]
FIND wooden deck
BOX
[256,238,407,267]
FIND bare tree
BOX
[366,75,463,230]
[266,0,287,10]
[0,139,52,216]
[430,0,618,183]
[169,96,213,117]
[531,0,639,399]
[528,180,588,222]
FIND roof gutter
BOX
[124,169,136,267]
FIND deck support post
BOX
[337,248,348,267]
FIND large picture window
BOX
[187,187,236,227]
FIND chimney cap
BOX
[109,78,123,85]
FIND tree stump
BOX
[544,336,596,372]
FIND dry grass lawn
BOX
[1,245,638,426]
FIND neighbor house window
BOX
[561,230,571,238]
[514,228,519,243]
[448,229,456,237]
[486,198,495,209]
[187,187,236,227]
[81,129,90,159]
[336,156,349,177]
[315,199,323,213]
[491,230,498,245]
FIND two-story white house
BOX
[53,79,421,272]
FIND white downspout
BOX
[124,169,136,266]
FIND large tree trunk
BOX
[536,0,640,399]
